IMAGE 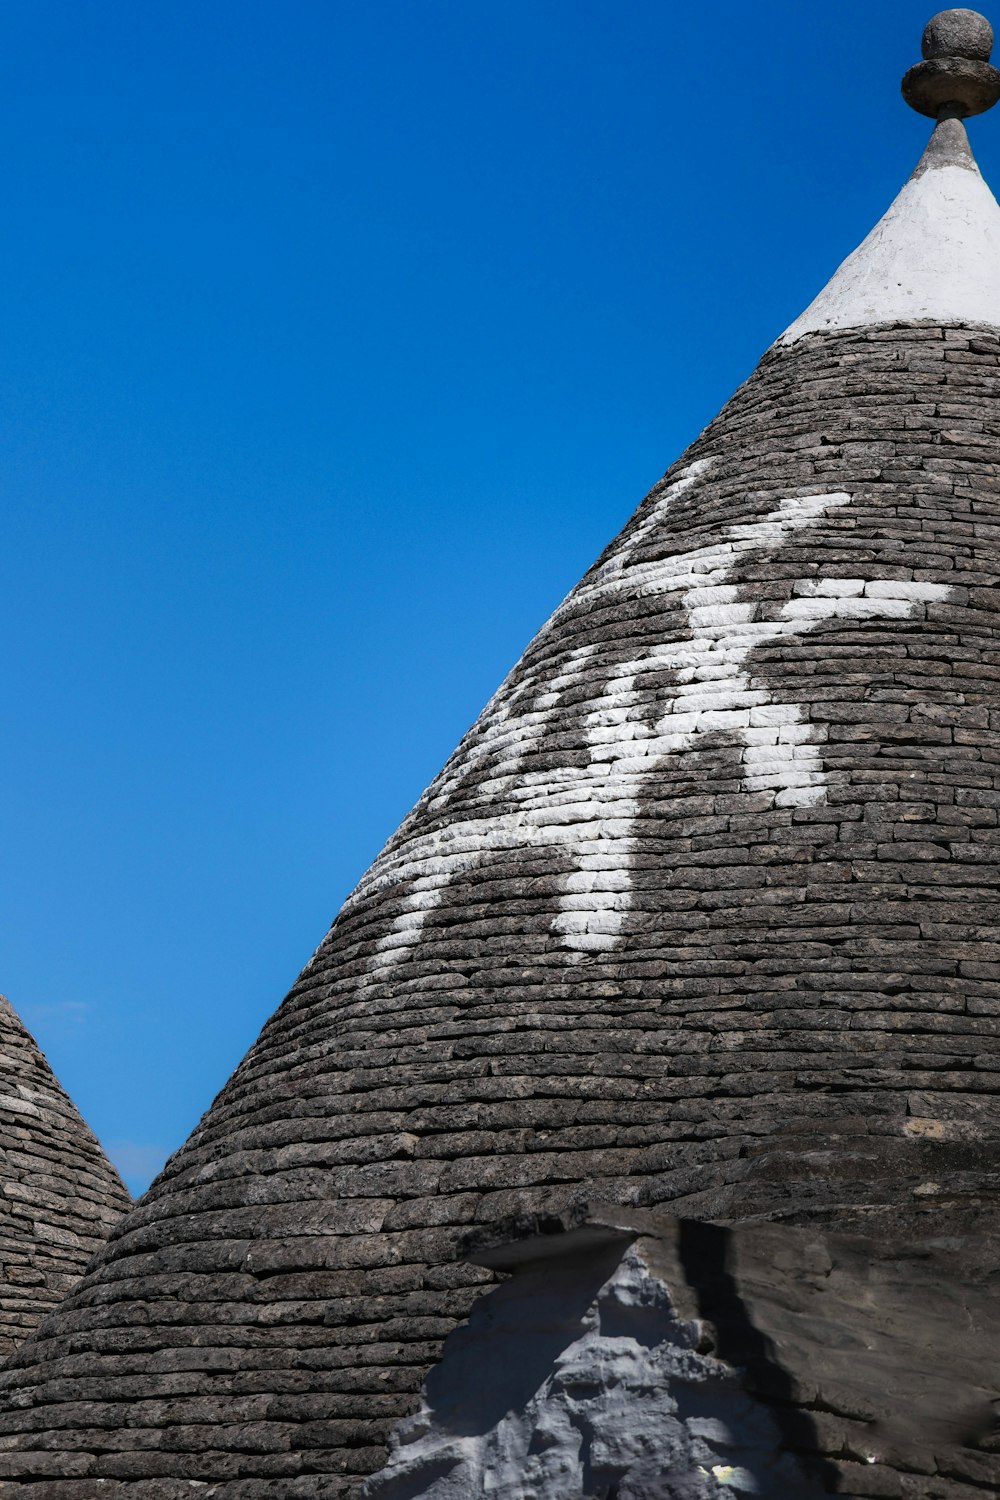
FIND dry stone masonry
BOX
[1,12,999,1500]
[363,1235,821,1500]
[0,996,130,1357]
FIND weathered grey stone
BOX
[0,317,996,1494]
[0,996,130,1359]
[923,8,994,61]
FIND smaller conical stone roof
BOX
[0,995,131,1356]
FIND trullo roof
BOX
[1,12,1000,1499]
[0,996,130,1357]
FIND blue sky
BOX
[3,0,994,1195]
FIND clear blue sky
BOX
[3,0,993,1194]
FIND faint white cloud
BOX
[106,1140,169,1194]
[20,1000,90,1039]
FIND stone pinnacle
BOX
[902,9,1000,116]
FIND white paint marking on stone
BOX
[555,542,949,951]
[362,1244,813,1500]
[340,460,715,968]
[342,476,952,974]
[414,458,718,825]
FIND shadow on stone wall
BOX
[365,1204,1000,1498]
[363,1227,820,1499]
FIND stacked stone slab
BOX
[0,996,130,1357]
[2,14,1000,1500]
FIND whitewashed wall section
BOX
[362,1244,813,1500]
[341,463,952,967]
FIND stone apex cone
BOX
[778,115,1000,344]
[781,10,1000,345]
[0,994,131,1357]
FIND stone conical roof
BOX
[3,15,1000,1499]
[0,995,130,1356]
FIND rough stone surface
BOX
[0,996,130,1358]
[901,56,1000,119]
[0,314,999,1493]
[367,1207,1000,1499]
[922,10,994,62]
[363,1241,816,1499]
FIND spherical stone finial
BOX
[903,9,1000,116]
[922,8,994,61]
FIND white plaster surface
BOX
[340,464,951,972]
[778,130,1000,343]
[362,1245,812,1499]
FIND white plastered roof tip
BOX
[776,117,1000,346]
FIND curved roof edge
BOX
[0,994,132,1357]
[777,116,1000,345]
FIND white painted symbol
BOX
[334,463,951,971]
